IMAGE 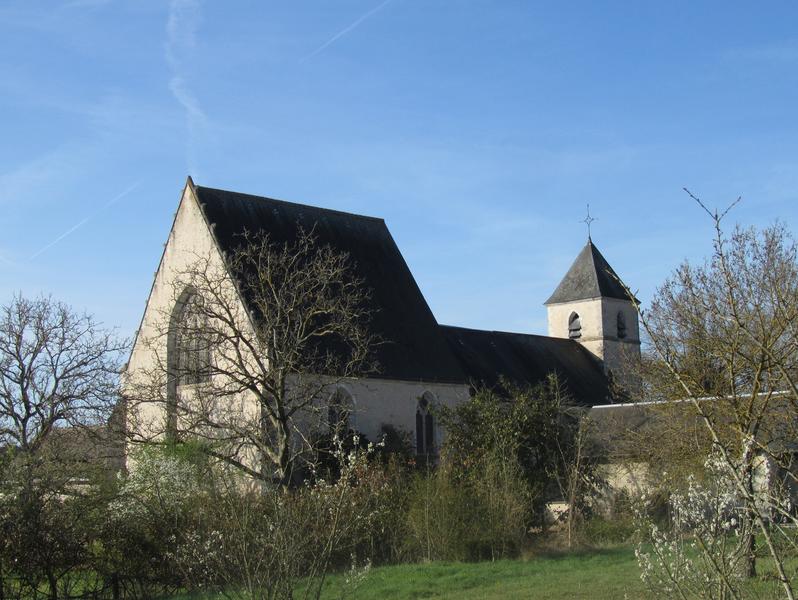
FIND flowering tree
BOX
[636,452,754,600]
[630,193,798,599]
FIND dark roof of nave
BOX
[193,184,468,383]
[440,325,611,406]
[545,240,638,305]
[192,182,612,404]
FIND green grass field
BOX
[167,543,795,600]
[299,546,646,599]
[296,545,797,600]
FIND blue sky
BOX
[2,1,797,339]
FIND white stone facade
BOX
[546,296,640,377]
[316,378,470,448]
[123,182,471,470]
[124,183,229,450]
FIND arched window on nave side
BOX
[416,391,436,456]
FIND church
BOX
[124,178,640,463]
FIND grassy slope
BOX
[304,547,646,599]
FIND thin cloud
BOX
[29,181,140,261]
[165,0,205,175]
[301,0,394,63]
[169,76,206,125]
[165,0,201,70]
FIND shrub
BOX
[581,515,636,546]
[163,435,391,600]
[1,483,105,600]
[440,379,596,532]
[363,453,414,565]
[405,464,477,561]
[99,445,209,597]
[404,448,532,562]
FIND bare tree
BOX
[128,228,377,487]
[0,294,125,600]
[0,293,125,463]
[630,194,798,599]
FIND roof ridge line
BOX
[440,324,575,342]
[195,185,385,223]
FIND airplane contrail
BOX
[0,252,18,268]
[29,181,141,261]
[301,0,394,63]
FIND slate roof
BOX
[440,325,611,406]
[545,240,637,305]
[193,184,468,383]
[190,182,612,404]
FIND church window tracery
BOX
[172,291,212,387]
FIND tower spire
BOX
[580,203,597,241]
[544,236,641,388]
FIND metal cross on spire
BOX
[581,203,597,241]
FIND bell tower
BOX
[544,239,640,383]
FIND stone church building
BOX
[124,178,640,464]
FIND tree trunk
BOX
[47,571,58,600]
[276,418,292,488]
[742,518,757,578]
[740,458,757,578]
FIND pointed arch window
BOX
[328,387,354,436]
[568,312,582,340]
[172,291,212,387]
[617,311,627,340]
[416,392,436,456]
